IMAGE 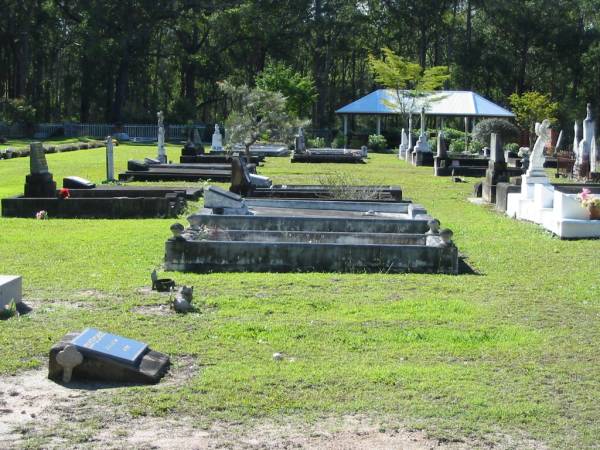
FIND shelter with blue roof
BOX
[335,89,514,140]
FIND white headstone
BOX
[212,124,223,151]
[413,108,430,153]
[105,136,114,181]
[398,128,408,158]
[156,111,167,163]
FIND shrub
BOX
[504,142,520,154]
[307,136,325,148]
[472,118,519,145]
[471,140,485,154]
[368,134,388,152]
[332,134,346,148]
[449,139,466,153]
[0,98,36,126]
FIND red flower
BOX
[58,188,70,199]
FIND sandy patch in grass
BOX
[0,368,546,450]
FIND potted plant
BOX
[577,188,600,219]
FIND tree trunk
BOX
[112,41,130,122]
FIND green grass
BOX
[1,145,599,448]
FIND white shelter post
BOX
[464,116,469,153]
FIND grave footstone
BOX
[49,328,170,384]
[24,142,56,198]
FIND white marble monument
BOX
[212,124,223,152]
[105,136,115,181]
[156,111,167,163]
[398,128,408,159]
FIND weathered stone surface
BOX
[0,275,22,309]
[495,183,521,212]
[49,332,169,385]
[62,176,96,189]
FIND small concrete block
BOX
[0,275,22,309]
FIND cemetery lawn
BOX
[0,136,100,151]
[1,145,599,449]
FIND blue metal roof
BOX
[335,89,514,118]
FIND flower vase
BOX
[589,205,600,220]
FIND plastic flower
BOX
[577,188,592,202]
[58,188,70,199]
[35,210,48,220]
[577,188,600,209]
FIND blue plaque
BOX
[70,328,148,365]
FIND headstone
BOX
[413,108,430,153]
[211,124,223,152]
[489,133,504,163]
[295,127,306,153]
[555,130,563,152]
[48,329,170,384]
[575,104,595,177]
[436,131,447,158]
[24,143,56,198]
[398,128,408,159]
[63,176,95,189]
[204,185,251,215]
[0,275,22,309]
[156,111,167,163]
[229,157,253,195]
[520,119,552,200]
[106,136,115,181]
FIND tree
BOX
[255,61,317,119]
[509,91,558,147]
[471,118,520,145]
[368,47,449,139]
[218,81,304,158]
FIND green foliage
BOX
[449,138,466,153]
[331,134,346,149]
[368,47,450,120]
[472,119,520,145]
[255,61,317,119]
[307,136,325,148]
[504,142,520,154]
[219,81,304,156]
[0,98,37,126]
[167,98,197,123]
[471,140,485,153]
[367,134,388,152]
[509,92,559,133]
[0,300,17,320]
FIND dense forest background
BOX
[1,0,600,131]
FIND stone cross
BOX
[105,136,115,181]
[413,108,430,152]
[56,345,83,383]
[212,124,223,151]
[156,111,167,163]
[29,142,49,174]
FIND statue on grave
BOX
[156,111,167,163]
[212,124,223,151]
[172,286,194,313]
[527,119,551,177]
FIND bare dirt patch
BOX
[0,368,546,450]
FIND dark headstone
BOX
[24,143,56,198]
[49,330,170,385]
[473,181,483,198]
[490,133,504,163]
[63,176,96,189]
[128,160,150,171]
[230,157,253,196]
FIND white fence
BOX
[2,122,206,140]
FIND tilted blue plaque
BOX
[70,328,148,365]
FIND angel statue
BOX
[527,119,551,177]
